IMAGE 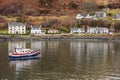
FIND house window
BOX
[10,28,12,30]
[100,13,103,17]
[22,31,24,34]
[10,31,12,33]
[41,31,44,33]
[22,27,24,29]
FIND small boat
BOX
[9,47,40,60]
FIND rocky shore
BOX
[0,34,120,41]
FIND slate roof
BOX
[97,27,108,31]
[9,22,25,26]
[31,25,41,30]
[71,28,84,30]
[88,27,108,30]
[77,13,88,17]
[96,11,106,14]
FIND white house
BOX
[8,22,26,34]
[87,27,109,34]
[97,27,109,34]
[76,13,92,19]
[47,29,59,34]
[70,28,85,34]
[95,11,107,18]
[31,25,45,34]
[113,13,120,20]
[87,27,97,34]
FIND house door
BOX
[16,31,19,34]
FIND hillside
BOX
[0,0,120,16]
[0,0,120,30]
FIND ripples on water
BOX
[0,40,120,80]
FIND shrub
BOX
[41,19,61,28]
[0,17,6,23]
[16,16,26,22]
[68,1,78,9]
[11,34,15,37]
[115,22,120,32]
[80,1,98,12]
[59,26,70,33]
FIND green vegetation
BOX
[16,16,26,22]
[59,26,70,33]
[25,30,30,35]
[107,9,120,14]
[10,34,15,37]
[0,29,8,34]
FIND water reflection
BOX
[9,59,39,73]
[70,41,110,60]
[31,41,46,53]
[1,40,120,79]
[8,59,40,80]
[8,41,26,51]
[69,40,120,79]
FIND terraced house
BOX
[87,27,109,34]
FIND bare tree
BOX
[115,22,120,32]
[68,1,78,9]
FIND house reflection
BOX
[31,41,46,53]
[70,40,85,61]
[46,41,59,53]
[86,41,109,61]
[9,59,39,75]
[70,40,110,71]
[8,41,26,51]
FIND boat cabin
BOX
[14,47,33,54]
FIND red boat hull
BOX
[9,51,40,59]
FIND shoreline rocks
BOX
[0,34,120,41]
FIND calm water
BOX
[0,40,120,80]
